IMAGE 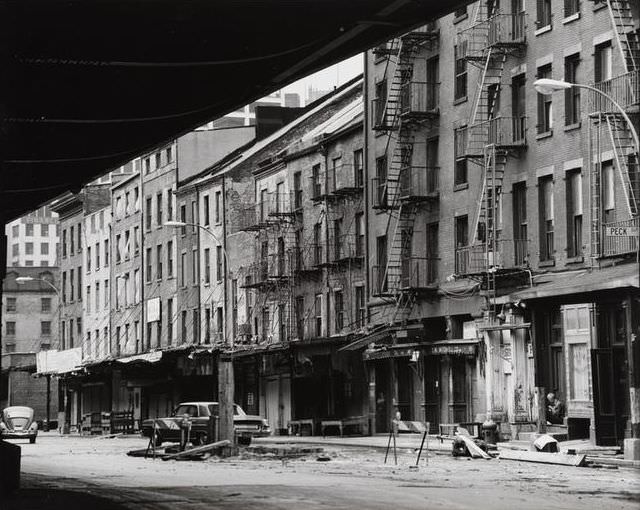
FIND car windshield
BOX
[206,404,243,417]
[172,405,198,417]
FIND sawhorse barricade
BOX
[384,420,430,466]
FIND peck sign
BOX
[605,226,639,237]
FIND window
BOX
[602,162,615,223]
[62,272,67,304]
[41,321,51,336]
[95,282,100,310]
[6,321,16,336]
[335,290,344,332]
[454,145,467,187]
[216,306,224,340]
[313,223,322,265]
[454,45,467,100]
[115,234,121,263]
[595,40,612,84]
[144,157,151,174]
[41,297,51,312]
[99,211,104,229]
[42,223,50,236]
[262,307,270,340]
[156,244,163,280]
[564,0,579,17]
[191,200,198,232]
[93,242,99,269]
[333,219,342,260]
[537,64,553,133]
[134,186,140,211]
[134,226,140,254]
[373,79,387,127]
[180,205,187,235]
[77,224,82,252]
[145,197,152,230]
[69,318,75,348]
[192,248,198,285]
[155,152,161,169]
[204,307,211,343]
[565,54,580,125]
[61,321,66,349]
[539,176,555,261]
[375,155,387,207]
[11,224,19,237]
[355,212,365,257]
[330,158,340,193]
[567,170,583,259]
[86,285,91,313]
[167,298,173,345]
[77,317,82,337]
[216,246,223,281]
[62,229,67,257]
[193,309,200,344]
[104,239,109,266]
[104,279,109,309]
[115,195,123,218]
[25,223,33,236]
[115,326,121,355]
[204,248,211,284]
[314,294,322,337]
[355,286,365,328]
[353,149,364,188]
[180,252,186,287]
[146,247,152,282]
[376,235,387,292]
[293,172,302,209]
[6,297,16,312]
[215,191,221,223]
[90,214,96,233]
[26,242,33,255]
[454,6,467,18]
[12,244,19,257]
[512,182,528,266]
[133,269,140,303]
[167,240,174,278]
[166,189,173,221]
[260,189,268,221]
[87,246,92,271]
[454,215,469,273]
[276,182,284,213]
[156,192,163,226]
[166,146,173,163]
[181,310,187,342]
[312,164,321,199]
[24,260,33,267]
[124,230,130,259]
[203,195,210,226]
[512,74,526,142]
[231,279,238,336]
[70,268,75,300]
[537,0,552,29]
[125,192,131,215]
[40,242,49,256]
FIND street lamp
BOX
[533,78,640,153]
[15,276,62,432]
[164,220,235,451]
[534,77,640,455]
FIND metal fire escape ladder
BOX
[604,113,640,216]
[608,0,640,74]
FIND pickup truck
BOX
[141,401,271,446]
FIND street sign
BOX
[605,226,639,237]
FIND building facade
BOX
[5,205,59,268]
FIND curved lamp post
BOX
[164,220,235,449]
[16,276,62,431]
[534,78,640,451]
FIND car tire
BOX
[29,437,36,444]
[193,432,208,446]
[238,436,251,446]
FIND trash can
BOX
[482,420,499,445]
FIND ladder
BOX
[607,0,640,74]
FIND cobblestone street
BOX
[5,433,640,509]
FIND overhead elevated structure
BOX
[0,0,471,220]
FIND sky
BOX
[281,54,364,104]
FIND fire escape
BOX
[454,4,527,317]
[370,24,440,323]
[589,0,639,260]
[238,189,298,345]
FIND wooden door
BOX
[591,348,618,445]
[423,356,440,425]
[562,304,594,419]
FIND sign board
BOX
[605,226,639,237]
[364,347,414,361]
[146,297,160,322]
[427,343,477,356]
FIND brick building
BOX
[5,205,59,268]
[362,0,639,445]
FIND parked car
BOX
[141,401,271,446]
[0,406,38,443]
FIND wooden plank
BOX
[162,440,231,461]
[499,449,586,467]
[457,434,491,459]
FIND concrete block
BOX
[624,438,640,461]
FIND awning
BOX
[339,326,394,352]
[116,351,163,364]
[510,264,638,301]
[362,338,480,360]
[36,347,82,375]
